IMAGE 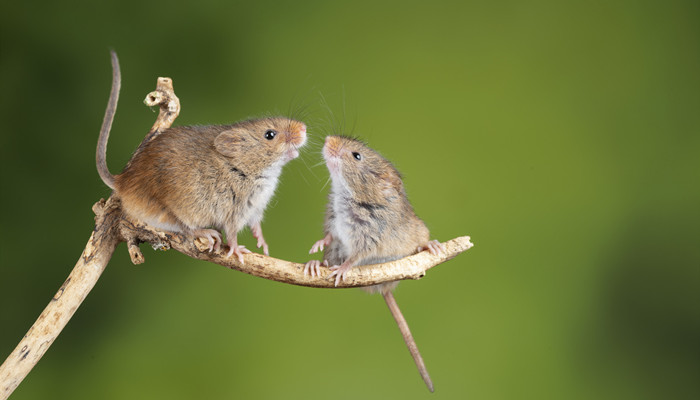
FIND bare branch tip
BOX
[127,240,145,264]
[144,91,163,107]
[156,76,173,89]
[92,199,106,216]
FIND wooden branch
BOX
[0,71,475,399]
[107,195,474,287]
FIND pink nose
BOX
[299,124,307,135]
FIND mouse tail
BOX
[382,290,434,393]
[96,50,121,190]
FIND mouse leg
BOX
[192,228,222,252]
[308,233,332,254]
[250,222,269,256]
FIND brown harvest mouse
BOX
[304,135,443,392]
[96,51,307,262]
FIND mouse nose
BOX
[324,136,341,156]
[286,121,307,146]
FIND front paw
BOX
[256,237,270,256]
[250,223,270,256]
[309,234,332,254]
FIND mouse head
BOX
[214,117,307,171]
[323,135,404,200]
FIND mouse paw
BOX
[418,240,444,256]
[226,244,251,264]
[328,263,353,287]
[304,260,323,277]
[250,222,270,256]
[309,233,332,254]
[194,229,223,252]
[256,237,270,256]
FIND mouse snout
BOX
[324,136,342,157]
[285,121,307,146]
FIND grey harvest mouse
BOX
[96,51,307,262]
[305,135,443,392]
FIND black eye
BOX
[352,152,362,160]
[265,129,277,140]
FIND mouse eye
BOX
[352,152,362,161]
[265,130,277,140]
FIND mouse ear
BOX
[380,170,404,195]
[214,130,245,157]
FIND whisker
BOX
[297,147,320,181]
[320,175,332,192]
[310,160,327,168]
[296,164,311,186]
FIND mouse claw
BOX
[309,240,324,254]
[420,240,444,256]
[328,264,352,287]
[227,245,251,264]
[258,239,270,256]
[194,229,222,252]
[304,260,322,277]
[309,234,332,254]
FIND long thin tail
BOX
[382,291,434,392]
[96,50,121,189]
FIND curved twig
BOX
[105,196,474,287]
[143,76,180,141]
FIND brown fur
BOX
[114,119,306,239]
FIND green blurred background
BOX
[1,0,698,399]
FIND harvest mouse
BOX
[305,135,443,392]
[96,51,307,262]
